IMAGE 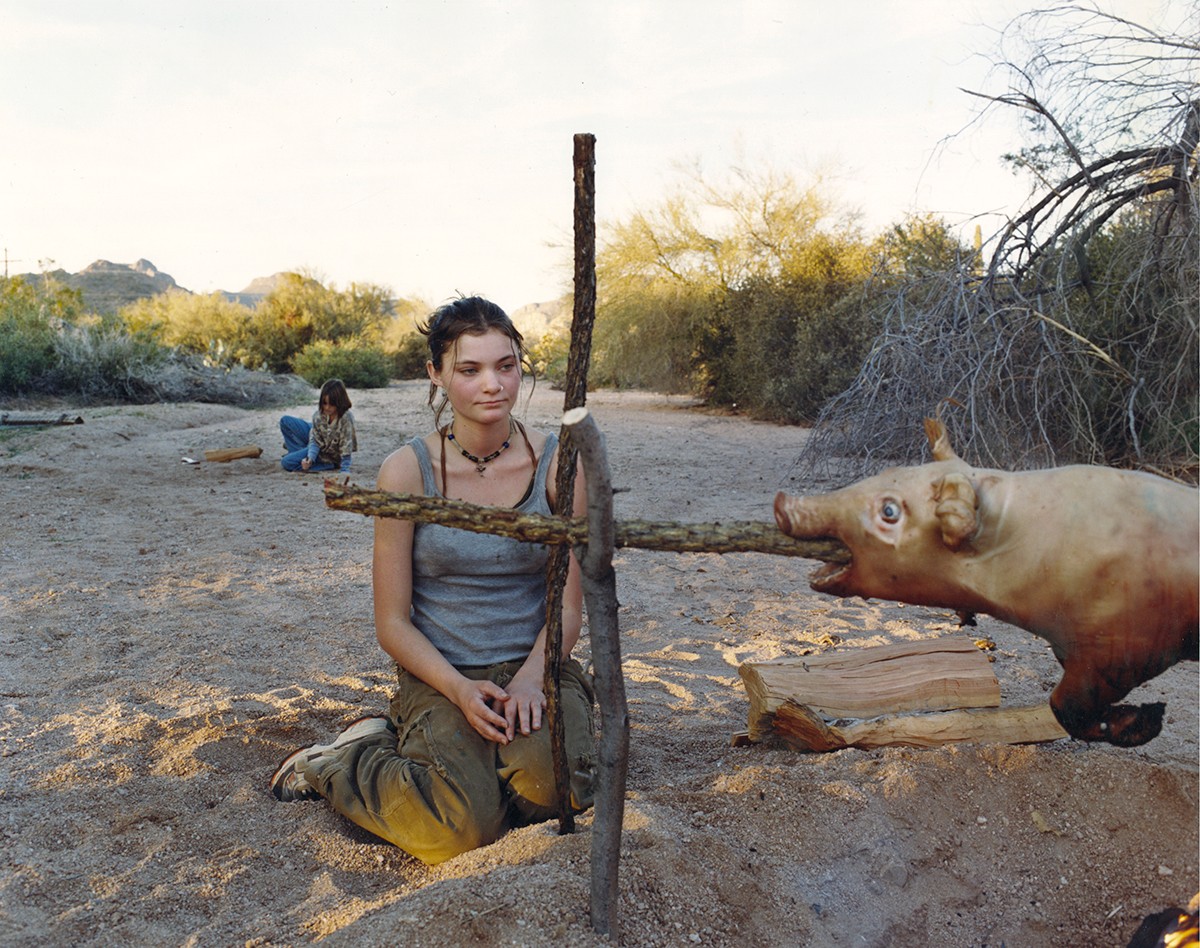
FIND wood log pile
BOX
[735,636,1068,751]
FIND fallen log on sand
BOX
[323,482,851,562]
[0,412,84,426]
[204,445,264,462]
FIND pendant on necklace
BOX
[448,424,512,477]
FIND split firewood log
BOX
[756,700,1068,751]
[203,445,263,462]
[735,635,1068,751]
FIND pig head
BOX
[774,419,1199,747]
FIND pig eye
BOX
[879,499,902,523]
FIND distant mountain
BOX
[10,259,293,313]
[19,258,184,314]
[510,298,571,340]
[222,272,291,307]
[11,258,560,320]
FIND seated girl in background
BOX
[280,378,357,473]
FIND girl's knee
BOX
[406,817,502,865]
[501,735,594,822]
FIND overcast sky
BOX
[0,0,1173,309]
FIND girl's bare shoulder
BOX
[377,438,427,492]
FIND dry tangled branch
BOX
[791,4,1198,487]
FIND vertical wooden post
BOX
[543,133,598,833]
[564,407,626,940]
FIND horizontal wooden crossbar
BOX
[323,482,850,563]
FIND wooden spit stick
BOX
[322,483,851,563]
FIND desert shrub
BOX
[291,339,392,388]
[234,294,314,374]
[795,200,1198,485]
[592,161,856,400]
[794,5,1198,481]
[698,230,880,421]
[0,309,57,394]
[121,290,251,366]
[707,281,878,423]
[379,298,435,380]
[389,332,429,379]
[0,276,88,394]
[527,329,570,389]
[45,321,170,400]
[238,273,394,373]
[0,275,338,406]
[592,281,715,392]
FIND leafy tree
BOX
[234,272,395,373]
[796,3,1198,478]
[593,162,857,396]
[121,290,252,366]
[706,230,878,421]
[0,276,85,393]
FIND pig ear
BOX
[923,418,960,462]
[932,472,977,550]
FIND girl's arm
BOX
[304,417,319,467]
[502,450,587,740]
[337,414,356,470]
[373,444,514,743]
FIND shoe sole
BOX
[268,716,393,801]
[313,715,393,754]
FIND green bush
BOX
[0,313,57,393]
[592,282,714,392]
[0,276,86,394]
[696,231,878,421]
[121,290,251,366]
[291,339,392,388]
[390,333,429,379]
[238,273,394,373]
[527,330,570,389]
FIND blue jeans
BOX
[280,416,336,472]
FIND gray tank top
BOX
[407,432,557,667]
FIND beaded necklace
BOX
[447,420,514,475]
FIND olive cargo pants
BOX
[301,659,595,865]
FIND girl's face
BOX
[428,329,523,425]
[320,398,338,421]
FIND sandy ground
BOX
[1,380,1197,947]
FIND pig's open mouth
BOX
[809,557,851,592]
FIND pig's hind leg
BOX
[1049,660,1166,747]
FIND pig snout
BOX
[773,492,793,534]
[774,491,828,538]
[774,492,803,536]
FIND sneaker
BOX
[269,746,322,802]
[268,716,393,803]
